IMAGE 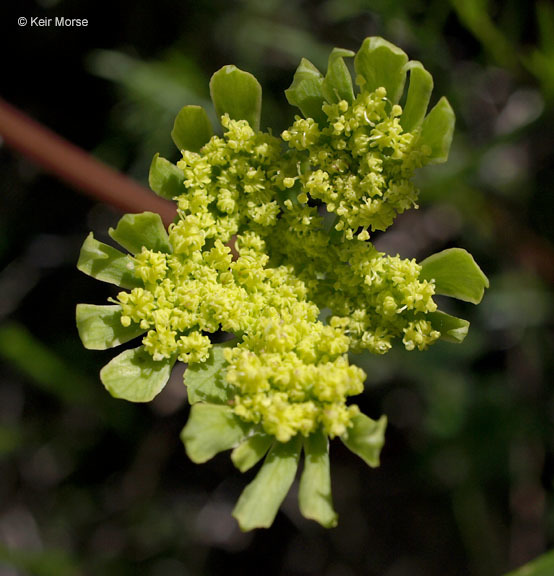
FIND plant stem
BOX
[0,98,177,226]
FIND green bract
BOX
[76,37,489,531]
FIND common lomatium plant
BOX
[77,37,489,530]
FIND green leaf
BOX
[0,543,79,576]
[428,310,470,343]
[322,48,355,104]
[420,248,489,304]
[109,212,170,255]
[210,65,262,131]
[171,105,213,152]
[184,342,235,404]
[400,61,433,132]
[100,345,175,402]
[76,304,145,350]
[181,404,248,464]
[231,434,273,472]
[417,97,455,164]
[77,233,141,289]
[504,550,554,576]
[149,154,185,200]
[298,430,338,528]
[341,414,387,468]
[354,37,408,104]
[232,437,301,531]
[285,58,326,124]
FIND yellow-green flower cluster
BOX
[175,114,283,244]
[114,111,443,441]
[225,306,364,443]
[266,203,440,354]
[117,221,366,441]
[281,87,430,239]
[227,236,365,440]
[78,41,481,531]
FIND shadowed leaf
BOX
[285,58,326,123]
[231,434,273,472]
[149,153,185,200]
[171,105,213,152]
[341,414,387,468]
[428,310,470,343]
[77,233,141,289]
[181,404,248,463]
[322,48,355,104]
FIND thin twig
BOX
[0,98,177,226]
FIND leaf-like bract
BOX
[341,414,387,468]
[401,61,433,132]
[354,36,408,104]
[181,404,248,463]
[417,97,455,164]
[233,437,301,531]
[184,342,234,404]
[76,304,145,350]
[171,105,213,152]
[285,58,326,124]
[210,66,262,131]
[420,248,489,304]
[100,345,175,402]
[77,233,141,289]
[298,431,338,528]
[322,48,355,104]
[109,212,170,255]
[428,310,470,343]
[231,434,273,473]
[149,154,185,200]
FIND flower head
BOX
[76,38,488,531]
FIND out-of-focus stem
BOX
[0,98,177,226]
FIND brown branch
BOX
[0,98,177,226]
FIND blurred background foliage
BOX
[1,0,553,574]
